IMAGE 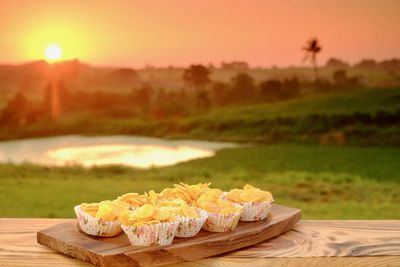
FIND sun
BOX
[44,44,62,61]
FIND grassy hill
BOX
[1,87,399,145]
[198,87,400,118]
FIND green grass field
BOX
[1,144,399,219]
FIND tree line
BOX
[0,62,370,130]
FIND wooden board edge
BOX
[37,226,103,266]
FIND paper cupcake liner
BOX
[157,220,180,246]
[239,201,273,221]
[121,220,179,247]
[202,204,243,232]
[74,205,122,237]
[175,208,208,238]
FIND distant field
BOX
[138,67,398,88]
[0,144,399,219]
[0,63,398,101]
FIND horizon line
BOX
[0,56,399,70]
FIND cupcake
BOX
[74,200,129,237]
[196,190,243,232]
[119,204,179,246]
[158,199,208,238]
[226,184,274,221]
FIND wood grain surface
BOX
[37,204,301,267]
[1,218,399,267]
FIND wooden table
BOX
[1,219,399,267]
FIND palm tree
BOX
[302,38,322,81]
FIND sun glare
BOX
[44,44,62,61]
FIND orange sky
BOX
[0,0,399,67]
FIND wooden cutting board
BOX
[37,204,301,267]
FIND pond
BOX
[0,135,237,168]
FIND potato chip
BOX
[153,207,174,221]
[226,184,273,203]
[96,201,116,221]
[111,200,130,214]
[135,204,155,218]
[157,199,199,218]
[159,183,211,204]
[119,204,176,226]
[181,206,199,218]
[158,198,186,207]
[80,200,129,221]
[196,188,223,204]
[145,190,159,205]
[240,190,256,202]
[119,210,131,225]
[243,184,256,190]
[196,194,241,214]
[80,203,99,217]
[117,193,147,208]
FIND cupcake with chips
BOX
[158,199,208,238]
[74,200,129,237]
[226,184,274,221]
[119,204,179,246]
[196,189,243,232]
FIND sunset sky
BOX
[0,0,399,67]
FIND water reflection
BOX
[46,144,214,168]
[0,135,237,168]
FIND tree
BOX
[152,88,168,119]
[282,77,300,98]
[354,59,377,69]
[151,88,190,118]
[229,73,256,103]
[195,90,211,110]
[259,79,282,100]
[221,61,249,70]
[183,65,210,91]
[313,79,333,93]
[0,92,30,127]
[260,77,300,100]
[211,82,229,106]
[380,58,400,71]
[333,70,348,86]
[332,70,363,89]
[302,38,322,81]
[131,83,154,112]
[326,58,349,69]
